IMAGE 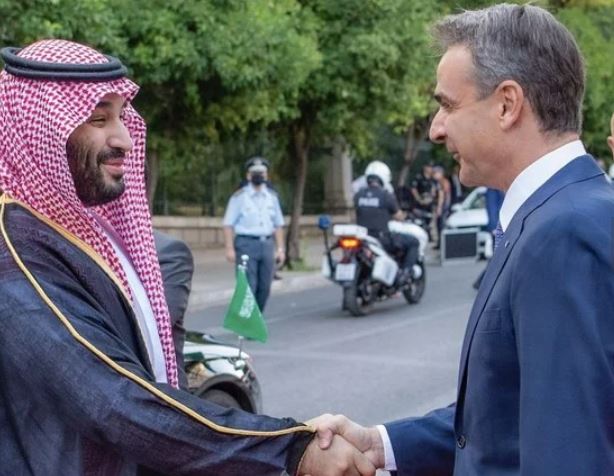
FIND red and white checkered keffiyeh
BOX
[0,39,178,387]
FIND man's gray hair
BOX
[433,3,585,134]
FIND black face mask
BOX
[250,173,265,186]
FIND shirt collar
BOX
[499,140,586,231]
[247,183,268,197]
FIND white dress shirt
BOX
[499,140,586,231]
[377,139,588,471]
[95,216,168,383]
[223,183,284,237]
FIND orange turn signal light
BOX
[339,238,361,249]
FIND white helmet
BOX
[365,160,391,188]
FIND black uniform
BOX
[410,173,439,211]
[354,184,419,273]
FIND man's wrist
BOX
[286,429,316,476]
[375,424,396,471]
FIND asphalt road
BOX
[185,258,484,428]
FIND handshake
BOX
[297,414,385,476]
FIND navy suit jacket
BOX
[386,155,614,475]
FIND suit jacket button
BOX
[457,435,466,449]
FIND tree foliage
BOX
[1,0,612,225]
[280,0,442,262]
[290,0,439,154]
[109,0,321,210]
[555,4,614,160]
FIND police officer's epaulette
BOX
[231,188,246,198]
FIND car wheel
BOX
[201,389,242,409]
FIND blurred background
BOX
[1,0,612,263]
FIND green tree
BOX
[0,0,322,213]
[283,0,440,264]
[109,0,321,210]
[0,0,123,54]
[556,4,614,162]
[3,0,612,243]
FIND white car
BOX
[446,186,493,259]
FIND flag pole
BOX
[224,252,268,344]
[236,254,249,359]
[237,335,244,360]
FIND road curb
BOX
[188,272,330,310]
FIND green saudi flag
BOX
[223,266,268,343]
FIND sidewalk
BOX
[187,235,329,312]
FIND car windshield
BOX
[460,187,486,211]
[468,193,485,210]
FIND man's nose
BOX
[429,110,446,144]
[108,119,133,153]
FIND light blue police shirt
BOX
[223,184,284,237]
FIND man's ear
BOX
[607,136,614,156]
[495,80,524,131]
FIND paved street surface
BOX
[185,258,484,427]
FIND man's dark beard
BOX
[66,139,126,207]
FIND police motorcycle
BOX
[318,215,428,317]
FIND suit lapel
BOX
[456,217,521,389]
[456,155,603,403]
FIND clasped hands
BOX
[297,414,385,476]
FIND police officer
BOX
[223,157,285,311]
[354,161,420,283]
[410,162,439,209]
[351,160,395,194]
[409,161,439,240]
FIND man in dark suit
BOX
[449,164,464,205]
[154,230,194,390]
[310,4,614,475]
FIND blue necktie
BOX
[493,222,504,251]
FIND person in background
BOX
[484,188,505,238]
[472,187,504,290]
[409,161,439,240]
[432,165,452,250]
[153,229,194,390]
[235,173,284,280]
[352,160,395,194]
[223,157,285,312]
[410,161,439,213]
[354,161,420,284]
[449,163,465,204]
